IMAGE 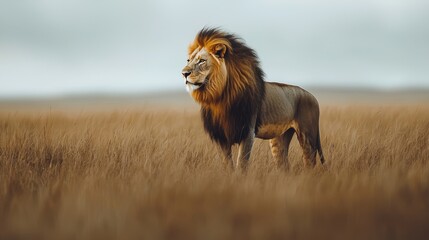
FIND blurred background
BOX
[1,0,428,98]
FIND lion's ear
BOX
[212,44,227,58]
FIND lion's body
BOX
[182,28,325,170]
[258,82,325,168]
[257,83,302,140]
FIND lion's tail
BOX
[317,131,325,164]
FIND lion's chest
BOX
[201,104,253,146]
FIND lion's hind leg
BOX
[269,128,295,170]
[296,128,318,168]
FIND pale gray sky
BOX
[1,0,428,97]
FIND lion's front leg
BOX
[237,132,255,171]
[220,145,233,171]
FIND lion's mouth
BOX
[186,80,204,87]
[185,77,208,92]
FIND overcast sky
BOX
[1,0,428,97]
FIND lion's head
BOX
[181,28,264,106]
[181,29,230,104]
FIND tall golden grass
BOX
[1,105,428,239]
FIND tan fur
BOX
[259,83,325,169]
[182,28,325,171]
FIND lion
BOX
[181,28,325,170]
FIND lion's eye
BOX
[198,59,206,64]
[187,59,190,62]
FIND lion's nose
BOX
[182,71,191,78]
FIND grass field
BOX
[1,93,429,239]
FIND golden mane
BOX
[188,28,265,147]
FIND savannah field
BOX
[0,90,429,240]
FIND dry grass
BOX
[1,104,429,240]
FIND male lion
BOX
[182,28,325,170]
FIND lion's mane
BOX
[188,28,265,147]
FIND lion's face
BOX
[181,46,227,95]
